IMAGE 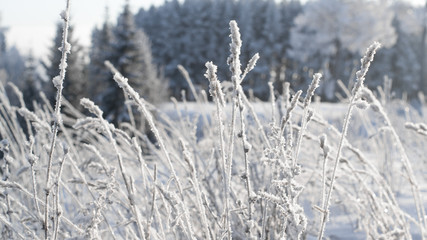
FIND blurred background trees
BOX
[0,0,426,116]
[90,2,167,123]
[133,0,426,101]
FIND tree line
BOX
[0,0,426,122]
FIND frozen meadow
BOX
[1,1,427,239]
[2,62,427,239]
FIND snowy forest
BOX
[1,0,427,239]
[1,0,427,114]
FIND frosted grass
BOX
[0,2,426,239]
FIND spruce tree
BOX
[106,2,167,123]
[43,22,87,109]
[137,0,184,96]
[22,52,43,109]
[0,16,6,56]
[1,47,25,85]
[89,12,114,108]
[0,20,6,82]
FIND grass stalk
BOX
[53,147,67,240]
[104,61,184,198]
[294,73,321,167]
[205,61,230,238]
[318,42,380,239]
[44,1,71,238]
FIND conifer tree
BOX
[0,16,26,87]
[106,1,167,123]
[43,22,87,108]
[367,14,421,97]
[22,52,43,109]
[0,15,8,82]
[89,10,114,107]
[0,15,6,56]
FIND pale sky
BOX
[1,0,165,58]
[0,0,425,59]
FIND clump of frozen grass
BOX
[259,88,308,239]
[1,3,427,238]
[360,87,427,237]
[78,97,146,239]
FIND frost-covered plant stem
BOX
[320,136,329,212]
[132,138,149,194]
[148,165,158,239]
[319,99,357,239]
[178,65,200,102]
[237,100,253,219]
[180,139,211,239]
[204,61,230,238]
[177,65,211,138]
[45,1,71,238]
[105,61,184,197]
[227,21,261,232]
[269,81,276,125]
[280,91,302,141]
[229,20,259,226]
[237,54,259,224]
[27,137,41,217]
[53,149,67,240]
[294,73,321,167]
[225,21,242,237]
[241,92,271,149]
[405,122,427,136]
[316,134,330,236]
[226,99,237,199]
[7,82,34,138]
[227,20,243,196]
[318,42,380,240]
[30,160,40,214]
